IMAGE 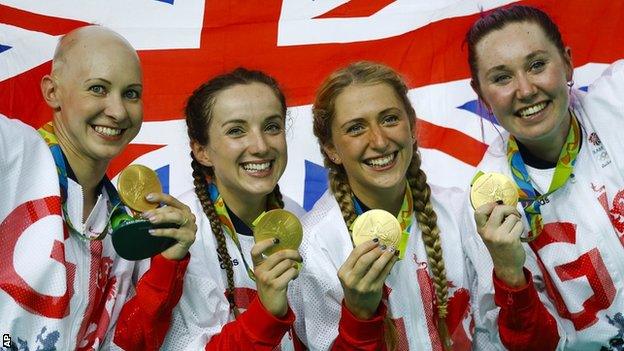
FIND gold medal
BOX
[470,172,519,210]
[351,209,402,248]
[253,209,303,256]
[117,164,162,212]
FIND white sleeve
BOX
[290,269,342,351]
[586,59,624,106]
[162,271,231,350]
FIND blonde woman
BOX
[292,62,475,350]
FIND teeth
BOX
[94,126,122,136]
[365,154,395,167]
[518,102,547,117]
[242,162,271,171]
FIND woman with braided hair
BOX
[291,61,475,350]
[162,68,305,350]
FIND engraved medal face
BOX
[253,209,303,255]
[351,209,402,248]
[470,172,519,210]
[117,164,162,212]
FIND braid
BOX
[191,155,239,316]
[272,184,285,209]
[328,171,357,229]
[407,144,451,349]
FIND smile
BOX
[517,102,548,118]
[93,125,123,137]
[364,152,397,168]
[240,160,273,175]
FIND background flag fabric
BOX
[1,0,623,210]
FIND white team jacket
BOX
[464,60,624,350]
[162,189,305,351]
[0,116,145,350]
[292,187,479,351]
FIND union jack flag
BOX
[1,0,623,210]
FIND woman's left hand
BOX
[142,192,197,261]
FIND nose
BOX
[248,131,270,155]
[369,125,389,151]
[104,93,128,121]
[515,73,538,101]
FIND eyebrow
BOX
[339,107,402,129]
[221,119,248,127]
[485,50,550,75]
[84,78,143,89]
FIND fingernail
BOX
[142,211,153,218]
[148,229,156,235]
[148,216,157,223]
[394,250,400,257]
[496,200,503,205]
[273,238,280,244]
[146,193,155,201]
[372,237,379,243]
[388,246,396,253]
[380,244,387,250]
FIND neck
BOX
[216,182,267,227]
[351,180,406,215]
[517,112,572,164]
[57,139,108,218]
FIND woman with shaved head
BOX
[0,26,196,350]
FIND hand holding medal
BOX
[471,172,527,287]
[250,209,303,317]
[336,209,401,320]
[112,164,196,261]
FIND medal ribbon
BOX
[38,122,126,240]
[506,113,581,241]
[352,185,413,258]
[208,183,281,281]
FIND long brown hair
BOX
[185,68,286,315]
[312,61,450,349]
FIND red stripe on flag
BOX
[416,119,487,167]
[0,4,88,35]
[315,0,396,19]
[0,62,51,128]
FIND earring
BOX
[567,80,574,88]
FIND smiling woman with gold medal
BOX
[291,62,476,350]
[0,26,196,351]
[463,5,624,350]
[162,68,306,350]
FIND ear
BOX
[470,79,491,111]
[190,140,213,167]
[322,143,342,165]
[41,75,61,110]
[563,46,574,82]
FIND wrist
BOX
[494,266,527,287]
[344,299,375,320]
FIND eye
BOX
[492,74,511,84]
[381,114,400,126]
[89,85,106,95]
[346,123,365,135]
[264,121,284,134]
[124,89,141,100]
[226,126,245,136]
[529,60,546,72]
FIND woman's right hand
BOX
[338,239,398,320]
[474,202,527,287]
[251,238,302,318]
